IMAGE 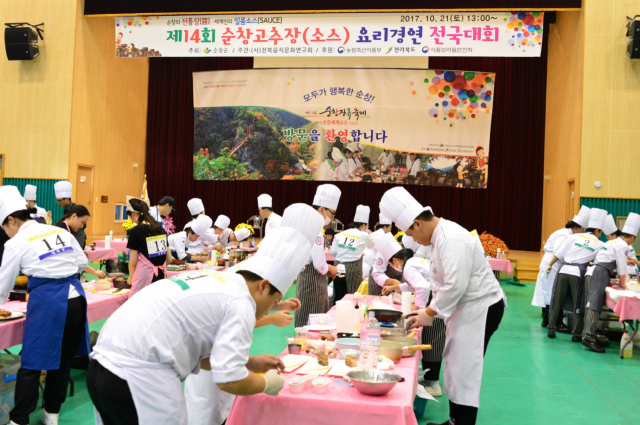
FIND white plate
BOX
[0,312,25,321]
[280,354,312,373]
[305,324,337,332]
[327,360,354,377]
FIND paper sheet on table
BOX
[327,360,353,377]
[280,355,312,373]
[605,287,640,302]
[296,358,337,375]
[97,288,131,296]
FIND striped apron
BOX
[422,292,446,362]
[335,258,364,294]
[295,264,329,328]
[367,264,403,296]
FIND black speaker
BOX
[5,27,39,60]
[628,37,640,59]
[628,20,640,38]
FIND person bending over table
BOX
[168,215,212,263]
[0,186,90,425]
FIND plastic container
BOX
[0,353,20,425]
[312,377,331,394]
[413,396,428,419]
[294,327,309,352]
[621,330,633,358]
[288,376,307,393]
[358,311,381,369]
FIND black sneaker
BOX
[547,329,556,338]
[556,323,572,334]
[571,334,581,342]
[596,336,610,347]
[581,337,605,353]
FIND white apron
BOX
[531,252,556,307]
[442,296,491,408]
[93,354,187,425]
[185,370,235,425]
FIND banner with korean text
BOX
[193,68,494,188]
[116,12,543,58]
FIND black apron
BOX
[585,261,616,312]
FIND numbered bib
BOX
[146,235,168,258]
[27,229,74,261]
[338,233,360,250]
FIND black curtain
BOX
[146,38,547,251]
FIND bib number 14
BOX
[28,230,74,261]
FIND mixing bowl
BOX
[346,369,402,396]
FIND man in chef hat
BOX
[546,208,607,340]
[380,186,506,425]
[87,203,324,425]
[53,181,86,248]
[316,147,345,181]
[363,213,393,278]
[168,215,212,263]
[23,185,47,220]
[294,184,341,327]
[258,194,282,236]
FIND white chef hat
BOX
[214,215,230,230]
[187,198,205,216]
[602,214,618,236]
[572,206,591,228]
[258,194,273,209]
[54,181,72,198]
[239,203,324,294]
[190,214,213,236]
[24,185,37,201]
[587,208,607,230]
[353,205,370,223]
[622,212,640,237]
[380,187,433,232]
[313,184,341,211]
[0,186,27,224]
[330,147,345,163]
[402,234,421,252]
[376,232,403,263]
[126,196,150,212]
[345,143,358,153]
[234,227,251,242]
[379,213,392,226]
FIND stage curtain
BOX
[146,44,548,251]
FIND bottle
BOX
[250,237,255,248]
[621,330,633,358]
[358,311,381,370]
[497,248,501,260]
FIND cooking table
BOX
[227,294,422,425]
[86,248,119,262]
[0,293,130,351]
[94,240,129,253]
[605,291,640,356]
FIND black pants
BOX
[448,299,505,425]
[332,275,348,306]
[86,359,139,425]
[423,361,442,381]
[11,296,87,425]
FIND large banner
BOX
[116,12,544,58]
[193,69,494,188]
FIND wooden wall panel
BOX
[68,11,149,237]
[580,0,640,198]
[0,0,78,179]
[541,10,584,248]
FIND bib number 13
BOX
[146,235,168,258]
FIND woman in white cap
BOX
[368,215,405,296]
[546,208,607,340]
[258,194,282,236]
[23,185,47,221]
[581,213,638,352]
[363,213,393,279]
[405,152,421,177]
[377,149,394,172]
[316,147,344,181]
[125,197,173,296]
[330,205,374,302]
[295,184,341,327]
[381,187,506,425]
[532,206,590,328]
[86,204,323,425]
[0,186,90,425]
[54,181,87,249]
[168,215,212,263]
[378,232,445,397]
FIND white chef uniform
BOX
[402,257,432,308]
[406,155,421,176]
[585,237,629,278]
[378,151,394,171]
[169,215,212,260]
[23,185,47,218]
[380,187,505,408]
[555,232,605,277]
[628,245,639,276]
[316,147,344,181]
[623,213,640,276]
[331,228,374,262]
[182,204,324,425]
[336,154,351,182]
[363,214,392,278]
[257,194,281,237]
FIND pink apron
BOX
[130,253,167,297]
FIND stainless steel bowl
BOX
[346,369,402,396]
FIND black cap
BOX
[158,196,176,211]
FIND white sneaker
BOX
[424,384,443,397]
[41,409,59,425]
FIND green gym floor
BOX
[5,281,640,425]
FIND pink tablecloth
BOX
[488,258,512,274]
[86,248,118,262]
[605,293,640,321]
[94,240,129,253]
[227,294,420,425]
[0,293,130,351]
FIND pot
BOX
[378,340,431,363]
[383,336,419,357]
[370,309,402,323]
